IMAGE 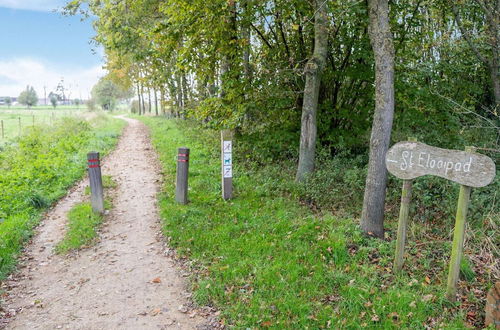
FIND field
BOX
[0,106,86,142]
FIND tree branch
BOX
[451,2,488,64]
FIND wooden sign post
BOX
[386,141,496,300]
[221,130,233,200]
[87,152,104,214]
[176,147,190,204]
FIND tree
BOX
[50,94,58,109]
[5,96,12,108]
[18,86,38,108]
[296,0,329,182]
[91,77,132,111]
[360,0,395,238]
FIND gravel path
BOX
[1,117,215,329]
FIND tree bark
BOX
[154,89,159,116]
[296,0,329,182]
[148,88,152,114]
[136,83,142,115]
[361,0,395,238]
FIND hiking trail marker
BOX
[87,152,104,214]
[386,141,496,301]
[176,147,190,205]
[221,130,233,200]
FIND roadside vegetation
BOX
[0,114,125,278]
[56,175,117,254]
[142,117,497,328]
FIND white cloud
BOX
[0,57,105,100]
[0,0,67,12]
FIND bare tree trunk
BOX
[361,0,395,238]
[140,83,146,115]
[295,0,329,182]
[148,88,152,114]
[136,83,142,115]
[154,89,159,116]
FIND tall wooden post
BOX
[87,152,105,214]
[221,130,233,200]
[176,147,190,204]
[446,147,473,301]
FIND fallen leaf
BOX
[422,294,434,302]
[424,276,431,284]
[151,277,161,284]
[371,314,379,322]
[150,308,161,316]
[261,321,272,327]
[364,301,373,308]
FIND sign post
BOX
[386,142,495,299]
[87,152,104,214]
[221,130,233,200]
[446,146,473,301]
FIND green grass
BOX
[0,114,126,278]
[0,108,86,143]
[84,175,117,195]
[55,200,111,254]
[139,117,479,329]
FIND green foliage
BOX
[91,77,131,111]
[141,117,481,328]
[18,85,38,108]
[0,115,125,278]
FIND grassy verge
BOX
[0,113,125,278]
[140,117,490,329]
[56,175,116,254]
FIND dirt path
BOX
[1,117,215,329]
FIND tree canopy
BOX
[18,86,38,108]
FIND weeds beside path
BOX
[1,117,214,329]
[141,117,491,329]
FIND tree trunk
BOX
[295,0,329,182]
[361,0,395,239]
[154,89,159,116]
[148,88,152,114]
[136,83,142,115]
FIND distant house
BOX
[0,96,17,105]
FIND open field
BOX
[0,108,86,143]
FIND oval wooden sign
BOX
[386,142,496,188]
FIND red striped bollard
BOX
[87,152,104,214]
[176,147,190,204]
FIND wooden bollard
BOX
[221,130,233,200]
[176,147,190,204]
[446,146,474,301]
[87,152,105,214]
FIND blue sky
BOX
[0,0,104,99]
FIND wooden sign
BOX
[386,141,495,188]
[221,130,233,200]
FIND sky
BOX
[0,0,104,100]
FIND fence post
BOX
[221,130,234,200]
[87,152,105,214]
[176,147,190,204]
[1,120,4,139]
[18,117,21,136]
[446,147,473,301]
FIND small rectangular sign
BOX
[223,165,232,178]
[223,141,232,153]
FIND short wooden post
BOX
[1,120,4,139]
[18,117,21,136]
[221,130,233,200]
[393,137,416,273]
[176,147,190,204]
[446,146,474,301]
[87,152,104,214]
